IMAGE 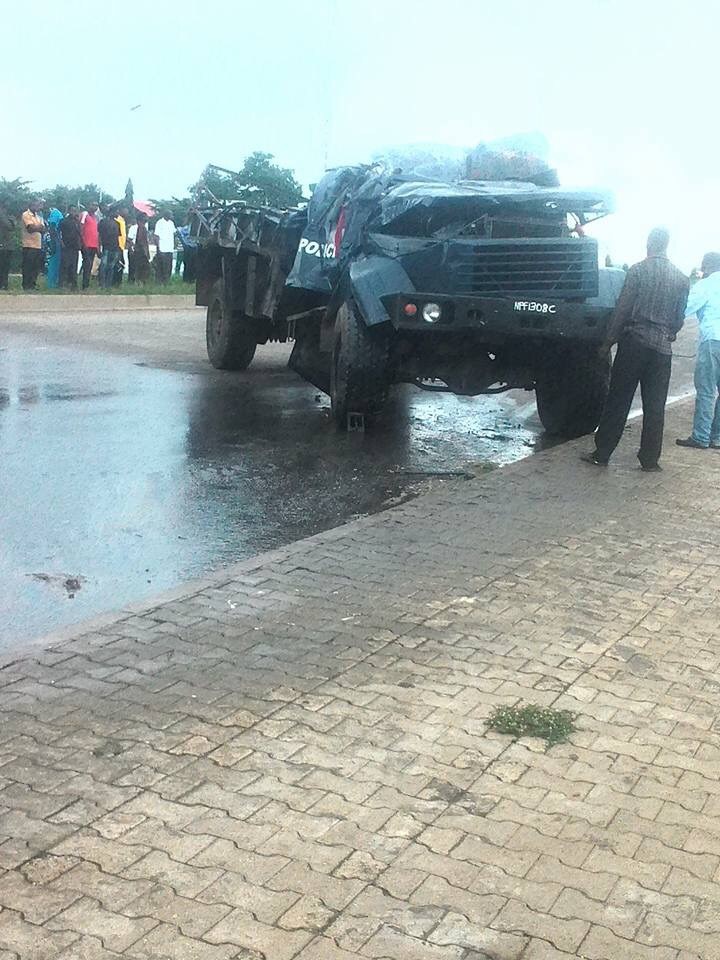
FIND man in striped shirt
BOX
[582,228,688,471]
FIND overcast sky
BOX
[3,0,719,269]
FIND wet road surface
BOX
[0,307,698,649]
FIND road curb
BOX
[0,511,381,666]
[0,294,195,313]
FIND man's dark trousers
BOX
[182,248,196,283]
[60,249,79,289]
[81,247,98,289]
[21,248,43,289]
[156,252,173,283]
[0,250,11,289]
[595,337,672,468]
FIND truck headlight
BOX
[422,302,442,323]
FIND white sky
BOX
[3,0,719,271]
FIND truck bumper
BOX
[383,293,612,342]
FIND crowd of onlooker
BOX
[0,200,197,291]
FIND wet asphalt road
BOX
[0,307,698,649]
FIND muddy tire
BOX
[535,348,610,438]
[206,279,257,371]
[330,301,389,429]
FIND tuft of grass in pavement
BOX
[487,703,576,747]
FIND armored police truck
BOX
[193,159,623,436]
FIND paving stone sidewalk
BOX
[1,400,719,960]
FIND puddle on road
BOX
[1,332,545,648]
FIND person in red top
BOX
[79,202,99,289]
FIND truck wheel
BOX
[535,348,610,438]
[206,279,257,371]
[330,301,389,429]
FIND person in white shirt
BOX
[153,210,176,284]
[127,219,138,283]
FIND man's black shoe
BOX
[710,442,720,450]
[640,463,663,472]
[580,452,608,466]
[676,437,708,449]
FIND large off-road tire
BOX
[330,301,389,429]
[206,279,257,371]
[535,347,611,438]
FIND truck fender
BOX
[584,267,626,309]
[345,255,416,327]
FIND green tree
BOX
[190,167,235,203]
[44,183,114,212]
[192,152,303,209]
[0,177,33,214]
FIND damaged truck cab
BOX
[194,163,624,437]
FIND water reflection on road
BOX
[0,331,544,647]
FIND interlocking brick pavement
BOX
[1,400,719,959]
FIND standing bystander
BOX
[582,228,688,471]
[79,203,99,289]
[46,208,64,289]
[98,211,120,289]
[0,204,16,290]
[133,212,151,283]
[676,252,720,450]
[127,216,137,284]
[21,200,46,290]
[178,221,198,283]
[59,206,83,289]
[113,207,128,285]
[153,210,175,284]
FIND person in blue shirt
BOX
[177,221,198,283]
[45,207,63,289]
[677,252,720,449]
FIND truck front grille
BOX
[454,238,598,299]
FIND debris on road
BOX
[29,572,86,599]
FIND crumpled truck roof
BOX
[376,179,613,225]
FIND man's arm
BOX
[671,280,690,336]
[683,278,706,321]
[24,213,44,234]
[603,266,639,347]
